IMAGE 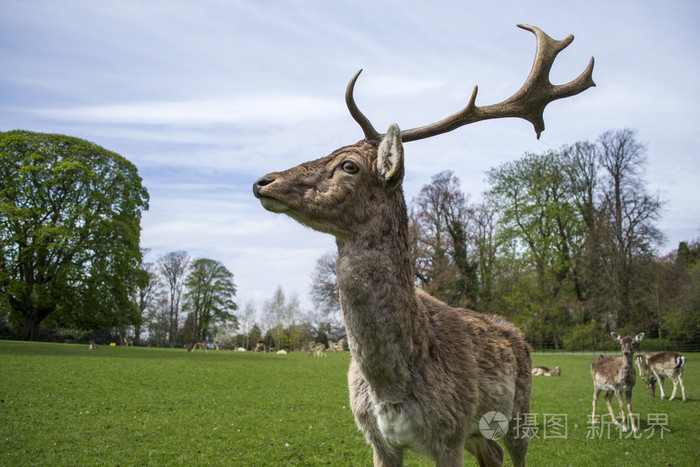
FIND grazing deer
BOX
[254,24,594,466]
[187,340,207,353]
[123,337,133,347]
[532,366,560,376]
[640,352,686,402]
[590,332,645,433]
[309,342,327,358]
[253,341,266,352]
[89,340,98,350]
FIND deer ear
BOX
[377,123,404,186]
[610,332,621,342]
[635,332,645,343]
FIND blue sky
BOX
[2,0,698,314]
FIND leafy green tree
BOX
[486,150,582,297]
[0,130,149,340]
[182,258,238,341]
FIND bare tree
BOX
[309,251,340,316]
[597,129,664,326]
[411,171,476,307]
[158,251,191,346]
[133,255,161,345]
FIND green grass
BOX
[0,342,698,466]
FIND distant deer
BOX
[532,366,560,376]
[254,24,594,466]
[309,342,327,358]
[639,352,686,402]
[253,341,266,352]
[89,340,98,350]
[187,340,207,353]
[123,337,133,347]
[590,332,645,433]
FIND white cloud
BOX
[2,0,699,313]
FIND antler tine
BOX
[345,69,381,142]
[399,24,595,142]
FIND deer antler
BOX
[345,24,595,143]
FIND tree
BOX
[0,130,149,340]
[487,151,582,296]
[133,253,160,345]
[597,129,664,326]
[486,151,582,348]
[158,251,190,346]
[309,251,340,316]
[410,171,476,307]
[182,258,238,341]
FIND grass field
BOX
[0,341,698,466]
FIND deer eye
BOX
[341,161,359,174]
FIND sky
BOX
[1,0,699,316]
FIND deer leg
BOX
[371,444,403,467]
[465,436,503,467]
[591,388,601,424]
[669,377,678,401]
[603,392,619,427]
[654,372,667,399]
[503,420,528,467]
[625,390,637,432]
[434,444,464,467]
[678,374,686,402]
[613,390,628,432]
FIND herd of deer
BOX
[252,23,692,466]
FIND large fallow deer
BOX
[640,351,687,402]
[590,332,645,433]
[254,24,594,466]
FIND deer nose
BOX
[253,176,275,197]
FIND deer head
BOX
[253,25,595,240]
[642,373,657,397]
[610,332,645,356]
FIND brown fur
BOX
[589,332,644,432]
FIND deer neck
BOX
[619,353,636,381]
[335,192,430,402]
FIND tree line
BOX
[310,129,699,351]
[2,129,697,350]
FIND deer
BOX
[88,340,98,350]
[123,337,133,347]
[532,366,560,376]
[187,340,207,353]
[639,351,687,402]
[309,342,327,358]
[253,24,594,466]
[589,332,645,433]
